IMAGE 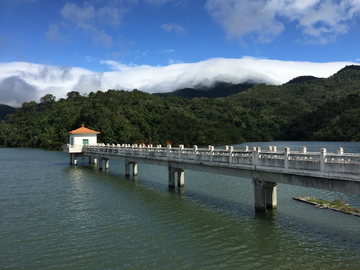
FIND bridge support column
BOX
[168,166,184,188]
[133,163,138,176]
[252,179,277,211]
[70,154,78,166]
[98,158,109,170]
[125,160,137,176]
[177,169,184,187]
[99,158,103,170]
[265,182,277,209]
[70,153,78,165]
[125,161,130,176]
[168,166,175,188]
[89,156,92,164]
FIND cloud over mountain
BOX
[0,58,355,107]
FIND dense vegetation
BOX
[1,65,360,150]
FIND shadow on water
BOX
[64,162,257,216]
[64,163,360,252]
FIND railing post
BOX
[147,144,152,156]
[167,145,171,158]
[229,146,233,164]
[156,145,161,158]
[337,147,344,163]
[179,145,184,159]
[209,145,214,162]
[284,147,290,169]
[320,148,327,172]
[252,147,260,166]
[193,145,198,161]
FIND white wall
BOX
[70,134,98,145]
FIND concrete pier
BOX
[252,178,278,211]
[98,158,109,170]
[265,182,277,209]
[70,153,78,166]
[168,166,185,188]
[125,160,138,176]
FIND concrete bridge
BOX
[63,143,360,211]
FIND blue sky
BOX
[1,0,360,106]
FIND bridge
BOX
[63,143,360,211]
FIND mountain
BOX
[1,65,360,149]
[153,81,256,99]
[0,104,16,121]
[226,65,360,118]
[225,64,360,140]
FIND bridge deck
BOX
[63,143,360,209]
[64,143,360,182]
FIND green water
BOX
[1,142,360,269]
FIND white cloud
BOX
[92,30,113,48]
[205,0,360,43]
[60,3,96,30]
[159,49,175,54]
[160,23,186,34]
[45,24,59,42]
[167,59,182,65]
[85,56,98,62]
[54,1,132,48]
[0,58,356,107]
[60,1,132,29]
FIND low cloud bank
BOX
[0,57,355,107]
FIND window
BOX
[83,139,89,145]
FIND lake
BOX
[1,142,360,269]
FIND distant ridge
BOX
[0,104,16,120]
[153,81,256,99]
[285,76,320,84]
[335,65,360,74]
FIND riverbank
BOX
[293,197,360,217]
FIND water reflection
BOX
[2,147,360,269]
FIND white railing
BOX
[63,144,83,153]
[61,143,360,176]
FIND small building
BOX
[68,125,100,146]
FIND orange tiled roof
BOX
[68,125,100,134]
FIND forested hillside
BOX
[1,65,360,150]
[0,90,271,149]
